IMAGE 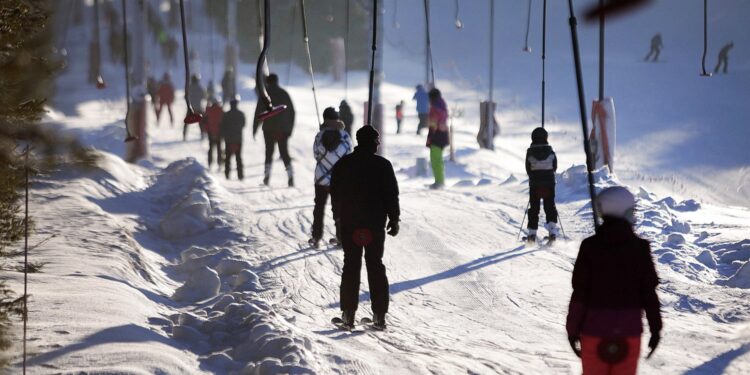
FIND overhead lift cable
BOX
[122,0,136,142]
[300,0,322,124]
[179,0,202,124]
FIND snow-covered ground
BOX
[4,1,750,373]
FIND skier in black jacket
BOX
[253,73,296,187]
[525,127,559,242]
[220,99,246,180]
[566,186,662,374]
[330,126,400,329]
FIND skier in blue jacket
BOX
[413,85,430,135]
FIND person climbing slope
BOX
[525,127,559,243]
[253,73,296,187]
[203,97,224,170]
[413,85,430,135]
[309,107,352,248]
[426,88,449,189]
[566,186,662,375]
[330,126,400,330]
[220,98,246,180]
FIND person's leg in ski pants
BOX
[416,113,428,135]
[225,142,243,180]
[430,145,445,185]
[207,136,223,168]
[542,186,558,225]
[580,335,641,375]
[311,185,330,240]
[340,228,389,315]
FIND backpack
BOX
[321,130,342,152]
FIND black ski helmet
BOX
[531,127,548,143]
[323,107,339,120]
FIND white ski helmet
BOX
[596,186,636,223]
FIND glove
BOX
[568,336,581,358]
[646,333,660,359]
[387,220,399,237]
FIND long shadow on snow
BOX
[330,244,538,308]
[26,324,188,366]
[683,343,750,375]
[260,246,340,272]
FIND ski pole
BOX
[516,202,530,241]
[558,213,568,239]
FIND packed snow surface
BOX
[5,0,750,373]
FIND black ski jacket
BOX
[525,143,557,188]
[253,84,295,136]
[566,218,662,338]
[330,146,400,230]
[220,108,246,144]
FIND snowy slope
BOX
[6,1,750,374]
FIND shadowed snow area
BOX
[5,0,749,374]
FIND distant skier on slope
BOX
[566,186,662,375]
[185,74,207,141]
[204,97,224,170]
[395,100,405,134]
[714,42,734,74]
[221,68,237,106]
[339,100,354,137]
[426,88,450,189]
[253,73,296,187]
[330,126,400,330]
[644,33,663,62]
[525,127,560,243]
[220,98,246,180]
[413,85,430,135]
[156,73,175,127]
[309,107,353,248]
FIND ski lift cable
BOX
[344,0,353,99]
[454,0,463,29]
[121,0,136,142]
[598,0,605,100]
[566,0,600,232]
[541,0,548,122]
[523,0,532,52]
[256,0,288,121]
[179,0,202,124]
[700,0,711,77]
[286,2,298,86]
[392,0,399,28]
[300,0,322,125]
[423,0,436,86]
[366,0,378,126]
[94,0,106,89]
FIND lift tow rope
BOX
[300,0,321,124]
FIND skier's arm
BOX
[566,241,590,337]
[286,93,296,133]
[525,150,532,175]
[553,151,558,172]
[313,133,323,160]
[383,161,401,223]
[253,101,262,136]
[640,241,663,335]
[330,165,341,221]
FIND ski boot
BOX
[525,234,536,244]
[372,312,387,330]
[288,177,294,188]
[341,310,356,328]
[308,237,321,249]
[262,176,270,186]
[329,237,340,247]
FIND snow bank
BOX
[166,241,314,372]
[160,189,214,239]
[172,266,221,303]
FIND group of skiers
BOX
[645,33,734,74]
[151,65,661,372]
